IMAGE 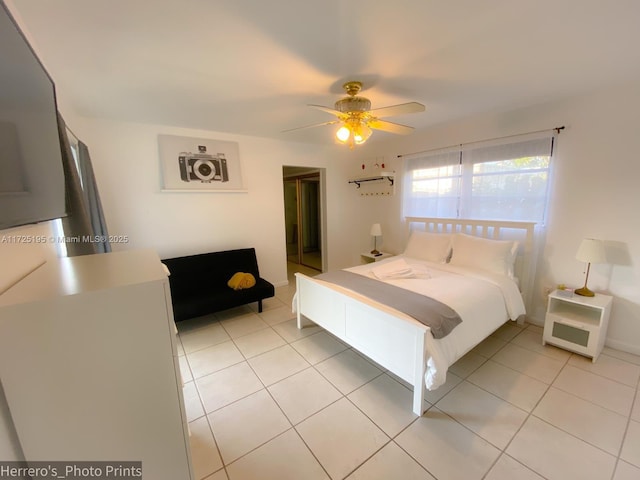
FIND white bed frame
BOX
[295,217,536,415]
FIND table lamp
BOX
[575,238,606,297]
[370,223,382,255]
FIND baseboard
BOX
[604,338,640,357]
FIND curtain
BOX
[403,131,555,224]
[77,141,111,253]
[461,135,554,222]
[403,147,462,219]
[57,112,111,256]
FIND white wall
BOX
[355,78,640,355]
[69,118,366,286]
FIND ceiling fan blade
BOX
[282,119,340,133]
[368,119,415,135]
[368,102,425,118]
[308,104,343,117]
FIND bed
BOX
[295,217,536,415]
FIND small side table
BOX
[543,290,613,362]
[360,252,394,264]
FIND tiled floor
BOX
[179,267,640,480]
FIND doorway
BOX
[283,167,324,272]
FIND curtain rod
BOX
[396,125,565,158]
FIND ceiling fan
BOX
[285,81,425,148]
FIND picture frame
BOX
[158,134,245,192]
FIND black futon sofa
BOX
[163,248,275,322]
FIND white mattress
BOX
[342,255,526,390]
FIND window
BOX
[403,133,555,224]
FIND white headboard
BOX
[405,217,537,313]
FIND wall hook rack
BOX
[348,173,394,188]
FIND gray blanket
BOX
[314,270,461,339]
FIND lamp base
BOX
[370,249,380,255]
[574,286,595,297]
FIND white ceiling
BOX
[9,0,640,145]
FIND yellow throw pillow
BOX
[227,272,256,290]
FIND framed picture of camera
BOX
[158,134,245,191]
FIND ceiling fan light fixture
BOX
[354,124,372,145]
[287,80,425,147]
[336,125,351,142]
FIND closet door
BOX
[283,174,322,270]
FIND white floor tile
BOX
[196,362,263,413]
[614,460,640,480]
[296,398,389,480]
[602,348,640,367]
[180,322,230,354]
[396,407,500,480]
[469,335,507,359]
[492,344,565,384]
[258,305,295,326]
[176,314,218,333]
[533,387,627,455]
[568,353,640,388]
[247,344,310,386]
[423,372,462,405]
[215,306,252,321]
[268,367,341,425]
[485,454,544,480]
[553,365,635,416]
[249,296,285,313]
[220,314,269,338]
[525,324,544,334]
[348,374,421,437]
[315,349,383,394]
[448,351,487,378]
[507,416,616,480]
[290,331,348,365]
[203,469,227,480]
[208,390,291,465]
[226,429,328,480]
[346,442,436,480]
[232,327,286,359]
[183,381,205,422]
[187,341,245,379]
[620,420,640,468]
[467,360,548,412]
[490,322,524,342]
[511,328,572,361]
[272,318,322,343]
[189,416,223,480]
[437,381,527,449]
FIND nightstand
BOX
[360,252,394,264]
[543,290,612,362]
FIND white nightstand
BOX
[360,252,394,264]
[543,290,612,362]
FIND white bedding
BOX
[325,255,526,390]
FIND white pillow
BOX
[449,233,516,277]
[403,232,452,263]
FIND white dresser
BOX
[0,249,193,479]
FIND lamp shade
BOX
[370,223,382,237]
[576,238,606,264]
